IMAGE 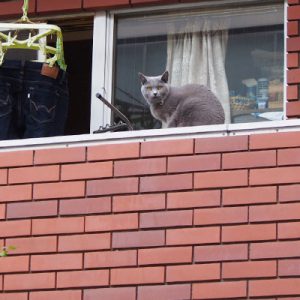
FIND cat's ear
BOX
[138,72,147,85]
[161,71,169,83]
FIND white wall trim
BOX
[1,119,300,152]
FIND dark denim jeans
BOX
[0,60,69,140]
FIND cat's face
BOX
[139,71,170,105]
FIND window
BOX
[112,1,284,130]
[0,0,286,143]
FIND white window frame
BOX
[90,0,288,133]
[0,0,292,151]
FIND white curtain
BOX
[166,21,231,123]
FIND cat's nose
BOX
[153,91,158,96]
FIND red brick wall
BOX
[287,0,300,117]
[1,131,300,299]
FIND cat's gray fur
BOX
[139,71,225,128]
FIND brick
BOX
[288,5,300,20]
[249,278,300,297]
[0,185,32,203]
[288,69,300,84]
[0,204,4,219]
[250,203,300,222]
[167,263,220,283]
[114,157,166,176]
[84,0,130,10]
[87,177,138,196]
[32,217,84,235]
[279,259,300,276]
[250,131,300,149]
[112,230,165,249]
[84,287,135,300]
[167,190,221,209]
[57,270,109,288]
[287,101,300,117]
[0,0,34,17]
[140,138,194,157]
[192,281,247,299]
[31,253,82,271]
[287,85,298,100]
[251,240,300,259]
[288,21,299,36]
[278,148,300,165]
[0,220,31,237]
[168,154,220,173]
[289,0,300,4]
[250,166,300,185]
[34,147,85,164]
[288,53,299,68]
[113,193,165,212]
[7,200,57,219]
[61,161,113,180]
[34,181,85,199]
[0,169,7,185]
[4,273,55,291]
[85,250,137,268]
[0,294,27,300]
[30,290,81,300]
[140,173,193,193]
[194,206,247,225]
[86,213,138,232]
[167,227,220,245]
[88,142,139,161]
[9,165,59,184]
[194,244,248,262]
[223,150,276,169]
[6,236,57,254]
[278,222,300,239]
[140,210,193,228]
[279,184,300,202]
[37,0,82,12]
[195,135,248,153]
[288,37,300,52]
[223,261,276,279]
[0,256,29,273]
[111,266,164,285]
[60,196,111,215]
[59,233,110,252]
[223,186,277,206]
[138,284,191,300]
[0,150,33,167]
[138,246,192,265]
[194,170,248,189]
[223,224,276,242]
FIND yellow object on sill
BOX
[230,96,256,112]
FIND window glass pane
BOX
[114,2,284,129]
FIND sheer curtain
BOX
[166,21,230,123]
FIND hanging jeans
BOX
[0,60,69,140]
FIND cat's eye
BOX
[146,86,152,91]
[157,86,162,90]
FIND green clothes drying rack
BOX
[0,0,67,70]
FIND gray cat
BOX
[138,71,225,128]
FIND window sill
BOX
[0,119,300,152]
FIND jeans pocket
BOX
[0,83,12,118]
[28,86,59,124]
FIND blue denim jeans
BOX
[0,60,69,140]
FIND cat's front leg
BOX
[161,121,168,129]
